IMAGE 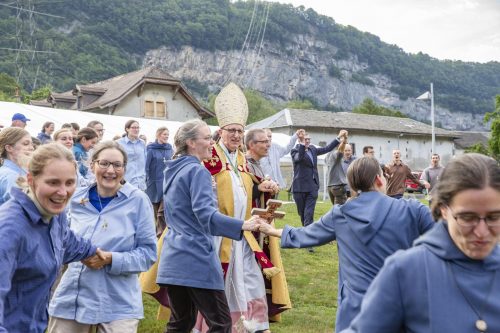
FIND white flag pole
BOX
[430,82,435,153]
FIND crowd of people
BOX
[0,83,499,333]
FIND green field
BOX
[138,196,338,333]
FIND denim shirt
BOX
[73,143,89,178]
[49,182,157,324]
[0,188,96,333]
[0,159,27,205]
[117,137,147,190]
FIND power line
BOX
[0,47,57,53]
[0,2,64,18]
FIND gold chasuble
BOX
[203,144,291,320]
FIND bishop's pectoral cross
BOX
[251,199,286,248]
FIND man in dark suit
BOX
[291,129,348,236]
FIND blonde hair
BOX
[53,128,73,141]
[156,126,169,140]
[28,143,76,178]
[0,127,30,159]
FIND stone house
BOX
[30,67,214,121]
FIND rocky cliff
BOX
[144,34,487,131]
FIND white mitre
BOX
[214,82,249,128]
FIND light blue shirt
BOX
[0,159,27,205]
[117,137,147,190]
[49,183,157,324]
[260,134,297,188]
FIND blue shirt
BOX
[49,183,157,324]
[0,188,96,333]
[117,137,147,190]
[73,143,89,178]
[0,159,27,205]
[145,141,173,203]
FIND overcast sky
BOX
[271,0,500,63]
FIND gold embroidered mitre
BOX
[214,82,248,128]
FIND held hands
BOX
[297,129,306,143]
[258,222,282,238]
[258,180,280,195]
[338,129,348,139]
[82,248,113,270]
[242,216,267,231]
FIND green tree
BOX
[484,95,500,160]
[0,73,18,101]
[23,85,52,104]
[352,98,407,118]
[285,98,316,110]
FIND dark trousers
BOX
[164,284,232,333]
[293,191,318,227]
[327,185,349,206]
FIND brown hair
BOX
[156,126,169,140]
[75,127,98,143]
[431,153,500,220]
[347,157,383,194]
[41,121,54,133]
[0,127,31,159]
[91,140,128,166]
[173,119,207,159]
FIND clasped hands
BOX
[258,179,280,195]
[242,216,280,237]
[81,248,113,270]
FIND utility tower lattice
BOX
[15,0,41,91]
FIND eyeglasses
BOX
[129,126,140,130]
[94,160,126,171]
[97,129,105,133]
[448,207,500,228]
[254,140,270,144]
[222,128,244,135]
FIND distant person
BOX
[384,149,427,199]
[117,120,147,190]
[73,127,99,181]
[260,128,299,193]
[0,128,34,204]
[10,113,30,128]
[37,121,55,144]
[259,157,434,332]
[31,137,41,150]
[61,123,72,130]
[341,153,500,333]
[291,129,346,252]
[87,120,104,141]
[146,127,173,237]
[53,129,74,150]
[420,153,444,206]
[70,122,80,137]
[362,146,374,158]
[326,139,355,206]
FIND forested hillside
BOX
[1,0,499,116]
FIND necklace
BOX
[447,262,497,332]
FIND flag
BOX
[416,91,431,100]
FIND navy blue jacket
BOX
[0,188,96,333]
[145,141,173,203]
[291,138,340,192]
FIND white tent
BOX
[0,101,329,200]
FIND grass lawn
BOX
[139,195,339,333]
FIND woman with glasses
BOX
[48,141,157,333]
[258,156,435,332]
[117,120,147,190]
[342,153,500,333]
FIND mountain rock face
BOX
[144,34,486,130]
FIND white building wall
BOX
[113,84,200,121]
